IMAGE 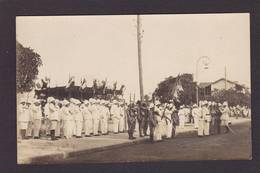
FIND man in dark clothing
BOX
[171,106,179,138]
[137,102,149,137]
[148,103,157,142]
[126,103,137,140]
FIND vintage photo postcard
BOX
[16,13,251,164]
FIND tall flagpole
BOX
[137,15,144,102]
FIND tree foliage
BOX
[210,89,251,107]
[153,73,196,105]
[16,41,42,92]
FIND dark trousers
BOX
[172,125,176,138]
[149,125,155,141]
[128,120,136,138]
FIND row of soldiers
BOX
[125,100,251,142]
[18,97,128,140]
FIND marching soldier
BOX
[31,99,42,139]
[126,103,137,140]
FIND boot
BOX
[51,130,56,140]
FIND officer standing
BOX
[126,103,137,140]
[55,99,62,139]
[137,102,149,137]
[153,101,163,142]
[31,99,42,139]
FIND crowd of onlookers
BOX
[17,96,251,142]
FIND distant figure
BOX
[126,103,137,140]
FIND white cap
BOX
[223,101,228,106]
[193,104,198,108]
[84,100,89,105]
[47,97,55,103]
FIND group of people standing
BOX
[18,97,128,140]
[18,96,251,142]
[126,99,251,142]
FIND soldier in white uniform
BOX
[31,99,42,139]
[164,103,173,139]
[178,105,186,129]
[204,101,211,136]
[73,99,83,138]
[99,100,109,135]
[26,99,34,139]
[89,99,100,136]
[48,97,59,140]
[18,98,31,140]
[55,99,62,139]
[198,101,209,137]
[81,100,92,137]
[110,100,120,134]
[153,101,163,142]
[118,102,125,133]
[220,101,231,133]
[61,100,73,139]
[192,104,199,129]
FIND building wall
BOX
[211,80,236,91]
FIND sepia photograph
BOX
[16,13,251,164]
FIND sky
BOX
[16,13,250,100]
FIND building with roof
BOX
[198,78,249,100]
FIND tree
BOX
[153,73,196,106]
[16,41,42,93]
[211,89,251,107]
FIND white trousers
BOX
[93,119,99,135]
[204,121,210,136]
[119,116,125,132]
[179,116,185,128]
[154,122,162,141]
[84,119,92,136]
[194,117,199,128]
[33,119,41,137]
[198,120,205,136]
[63,120,73,139]
[55,121,61,137]
[100,118,108,134]
[75,120,83,137]
[165,121,173,138]
[112,118,120,133]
